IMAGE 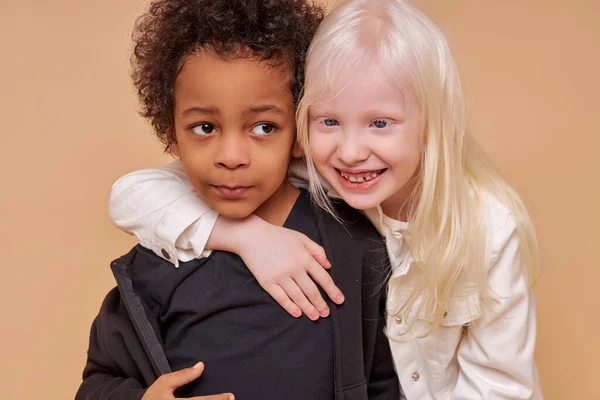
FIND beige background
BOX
[0,0,598,398]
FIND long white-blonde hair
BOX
[296,0,541,333]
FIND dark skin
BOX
[170,51,301,224]
[170,51,343,321]
[149,50,300,400]
[129,0,337,324]
[142,362,233,400]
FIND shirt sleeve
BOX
[453,213,541,399]
[109,160,217,267]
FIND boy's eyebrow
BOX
[181,107,220,117]
[245,105,286,115]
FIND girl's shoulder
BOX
[481,192,513,229]
[480,191,518,264]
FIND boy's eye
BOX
[192,123,216,135]
[323,118,339,127]
[371,119,388,129]
[252,123,276,136]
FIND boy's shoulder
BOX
[316,199,386,254]
[328,200,383,237]
[113,244,207,271]
[112,245,211,307]
[317,200,390,296]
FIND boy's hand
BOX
[142,362,234,400]
[233,216,345,321]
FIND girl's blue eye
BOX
[192,123,216,135]
[323,118,339,127]
[252,123,276,136]
[372,119,388,129]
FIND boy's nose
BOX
[215,134,250,169]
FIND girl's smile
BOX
[336,168,388,190]
[308,63,423,216]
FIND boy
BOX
[76,0,399,399]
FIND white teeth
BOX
[340,170,383,183]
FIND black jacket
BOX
[76,201,402,400]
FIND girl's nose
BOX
[336,130,370,165]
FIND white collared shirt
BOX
[364,198,542,400]
[109,162,542,399]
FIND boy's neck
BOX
[253,180,300,226]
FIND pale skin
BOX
[206,214,341,320]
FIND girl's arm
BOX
[109,161,218,265]
[454,215,540,399]
[109,161,344,320]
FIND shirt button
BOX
[412,372,420,381]
[443,311,448,318]
[161,249,171,260]
[395,316,403,324]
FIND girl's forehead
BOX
[310,63,417,109]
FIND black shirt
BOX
[133,190,334,399]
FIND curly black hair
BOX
[131,0,324,147]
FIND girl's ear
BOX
[291,140,304,158]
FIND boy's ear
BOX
[168,130,181,158]
[170,140,181,158]
[291,141,304,158]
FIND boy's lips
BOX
[212,185,253,199]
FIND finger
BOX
[189,394,235,400]
[281,278,320,321]
[267,284,302,318]
[293,273,330,318]
[308,263,345,306]
[160,361,205,391]
[293,231,331,269]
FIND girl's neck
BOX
[381,201,408,222]
[380,180,416,222]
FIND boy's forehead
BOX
[175,51,294,113]
[180,48,293,85]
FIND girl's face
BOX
[308,64,423,217]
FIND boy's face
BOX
[170,51,299,219]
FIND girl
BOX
[110,0,542,398]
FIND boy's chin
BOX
[212,204,256,220]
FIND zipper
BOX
[112,260,170,377]
[329,305,338,400]
[311,203,339,400]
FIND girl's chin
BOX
[335,191,382,211]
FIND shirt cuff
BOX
[154,192,217,267]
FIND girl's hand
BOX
[141,362,234,400]
[212,215,345,320]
